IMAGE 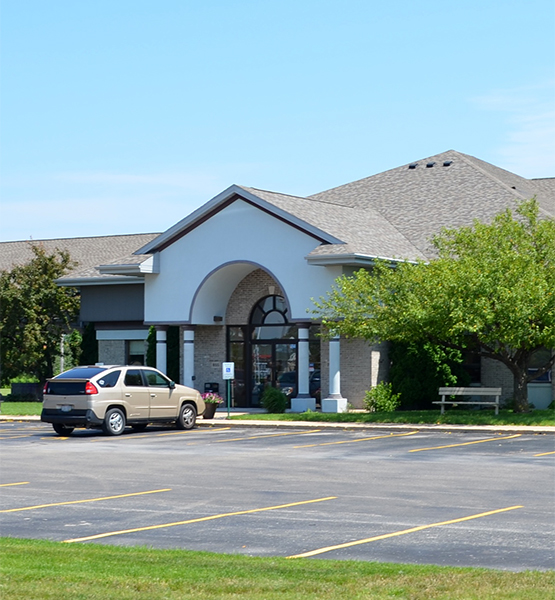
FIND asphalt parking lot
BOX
[1,421,554,571]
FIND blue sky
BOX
[1,0,554,241]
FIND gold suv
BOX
[41,365,205,436]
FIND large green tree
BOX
[0,244,80,383]
[315,199,555,412]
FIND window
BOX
[144,369,170,387]
[127,340,146,365]
[97,370,121,388]
[528,349,553,383]
[124,370,144,387]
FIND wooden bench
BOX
[434,387,502,415]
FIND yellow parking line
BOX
[0,434,35,440]
[409,434,522,452]
[0,482,29,487]
[287,505,524,559]
[534,450,555,457]
[295,430,419,448]
[213,430,322,443]
[157,427,231,437]
[87,427,232,442]
[64,496,337,543]
[0,488,171,513]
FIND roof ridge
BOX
[452,151,530,199]
[245,185,355,209]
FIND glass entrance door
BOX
[250,341,297,407]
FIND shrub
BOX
[261,387,287,414]
[364,382,401,413]
[9,374,39,383]
[389,341,470,410]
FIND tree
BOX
[314,199,555,412]
[0,244,80,383]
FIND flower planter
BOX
[203,403,218,419]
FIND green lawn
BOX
[233,409,555,427]
[1,402,554,426]
[0,402,43,416]
[1,538,552,600]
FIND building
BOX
[2,150,554,408]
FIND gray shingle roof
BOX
[0,233,160,281]
[309,150,555,258]
[240,186,426,261]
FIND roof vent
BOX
[408,163,418,169]
[443,160,453,167]
[426,162,436,168]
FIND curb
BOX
[3,414,554,435]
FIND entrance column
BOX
[155,326,168,374]
[291,323,316,412]
[182,326,196,389]
[322,334,348,412]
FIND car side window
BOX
[144,370,170,387]
[124,370,145,387]
[97,370,121,388]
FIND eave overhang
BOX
[305,253,407,267]
[56,276,146,287]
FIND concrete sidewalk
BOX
[1,409,554,435]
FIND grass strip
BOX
[1,403,553,426]
[0,401,43,416]
[1,537,553,600]
[232,409,555,427]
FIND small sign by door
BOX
[222,362,235,380]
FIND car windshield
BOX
[55,367,108,379]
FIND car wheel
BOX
[131,423,148,432]
[102,408,126,436]
[176,403,196,430]
[53,423,74,436]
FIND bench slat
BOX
[438,387,501,396]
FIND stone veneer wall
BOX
[482,355,554,405]
[481,358,515,404]
[98,340,126,365]
[194,325,226,394]
[225,269,284,323]
[320,337,388,408]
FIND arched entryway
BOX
[227,295,320,407]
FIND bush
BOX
[9,374,39,384]
[389,341,470,410]
[261,387,288,413]
[364,382,401,412]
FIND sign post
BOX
[222,362,235,419]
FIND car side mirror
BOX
[169,381,176,389]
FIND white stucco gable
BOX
[143,197,344,325]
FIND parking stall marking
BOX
[0,482,29,487]
[213,430,322,444]
[86,427,231,442]
[534,450,555,457]
[408,434,522,453]
[0,488,171,513]
[0,434,35,440]
[294,430,419,448]
[63,496,338,543]
[287,505,524,559]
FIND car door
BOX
[143,369,177,420]
[122,369,151,420]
